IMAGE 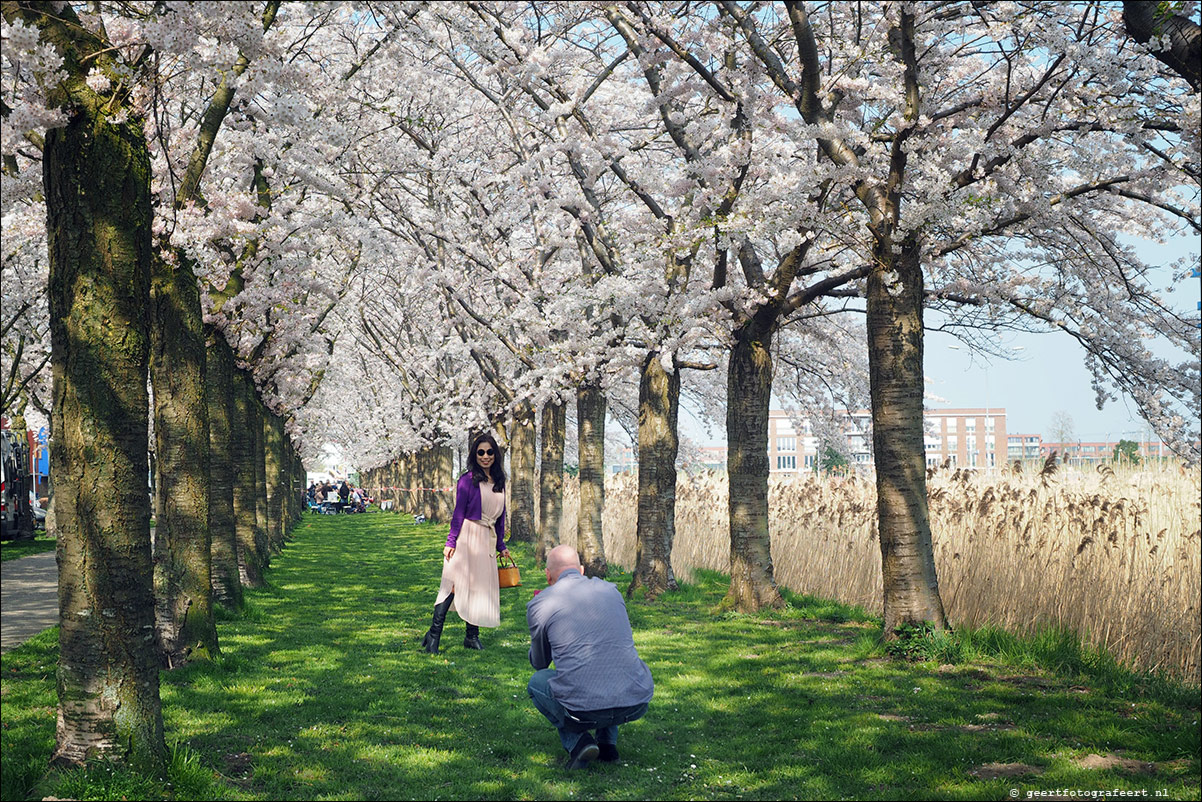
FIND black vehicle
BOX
[1,429,34,540]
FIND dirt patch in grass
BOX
[935,664,994,681]
[1074,753,1159,773]
[221,751,254,786]
[797,637,857,646]
[908,721,1018,732]
[1000,674,1059,689]
[970,761,1044,779]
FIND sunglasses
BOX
[477,448,495,457]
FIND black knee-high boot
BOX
[463,623,483,650]
[420,594,454,653]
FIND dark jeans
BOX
[527,668,648,752]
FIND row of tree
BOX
[344,1,1199,628]
[3,0,315,772]
[1,0,1198,778]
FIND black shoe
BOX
[567,733,599,769]
[420,594,454,654]
[597,743,619,762]
[463,624,483,650]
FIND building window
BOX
[804,454,813,468]
[948,436,958,450]
[776,455,796,470]
[776,437,796,452]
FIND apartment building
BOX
[767,413,815,473]
[1007,433,1043,463]
[923,408,1008,469]
[767,408,1008,474]
[609,416,1174,476]
[1039,440,1167,467]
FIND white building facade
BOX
[766,408,1009,474]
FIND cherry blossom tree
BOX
[2,0,166,770]
[4,11,1197,783]
[2,0,381,767]
[1122,0,1200,91]
[417,2,747,589]
[148,0,284,667]
[713,0,1198,632]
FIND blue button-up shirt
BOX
[526,569,654,712]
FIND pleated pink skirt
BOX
[435,519,500,628]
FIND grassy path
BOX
[2,513,1198,800]
[0,535,56,562]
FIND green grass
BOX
[2,514,1198,800]
[1,534,55,562]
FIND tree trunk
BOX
[283,445,295,524]
[508,401,537,543]
[263,410,285,551]
[231,371,266,587]
[576,381,608,577]
[629,351,680,598]
[279,420,292,536]
[292,451,303,523]
[392,458,403,514]
[868,237,949,637]
[252,394,270,560]
[1122,0,1201,91]
[10,408,35,542]
[151,250,217,666]
[724,312,784,612]
[423,449,433,519]
[43,92,165,771]
[433,446,454,522]
[537,400,565,564]
[400,452,414,516]
[206,329,242,609]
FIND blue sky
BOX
[925,232,1200,443]
[925,327,1163,442]
[678,232,1200,448]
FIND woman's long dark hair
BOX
[467,433,506,491]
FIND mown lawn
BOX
[0,534,55,562]
[2,513,1198,800]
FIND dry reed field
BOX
[557,464,1202,683]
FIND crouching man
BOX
[526,545,654,769]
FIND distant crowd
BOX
[306,479,369,514]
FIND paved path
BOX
[1,552,58,653]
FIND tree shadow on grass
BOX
[145,515,1202,800]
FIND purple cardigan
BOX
[445,472,507,551]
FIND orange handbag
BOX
[498,554,521,588]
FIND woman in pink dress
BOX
[419,433,512,653]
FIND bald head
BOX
[545,545,583,584]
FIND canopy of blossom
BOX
[2,1,1198,466]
